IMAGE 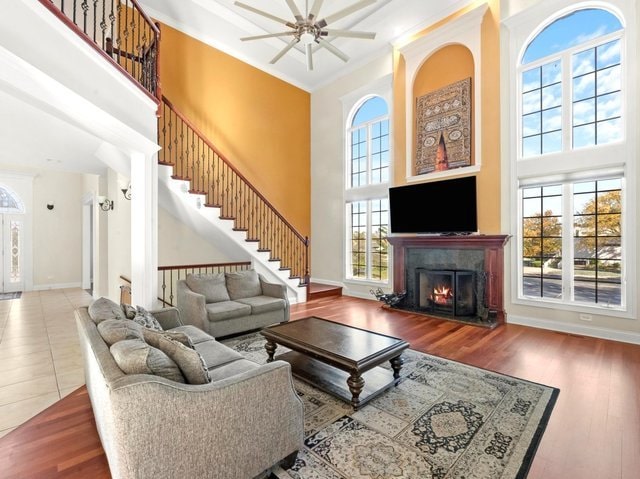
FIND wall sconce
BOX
[46,202,54,211]
[121,183,131,200]
[96,195,114,211]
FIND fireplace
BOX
[416,269,476,317]
[387,235,510,327]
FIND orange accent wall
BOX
[393,0,501,234]
[159,24,311,237]
[412,45,475,169]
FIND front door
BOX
[1,214,24,293]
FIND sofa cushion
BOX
[149,334,210,385]
[207,358,259,382]
[110,339,185,383]
[194,340,244,369]
[205,301,252,322]
[132,306,163,331]
[97,319,144,346]
[88,297,126,324]
[186,273,230,303]
[235,296,286,315]
[169,325,214,345]
[143,327,194,349]
[225,270,262,300]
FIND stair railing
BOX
[158,97,309,286]
[158,262,252,307]
[40,0,160,102]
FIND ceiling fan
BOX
[234,0,377,71]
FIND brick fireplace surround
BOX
[387,235,510,325]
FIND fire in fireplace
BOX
[416,268,477,317]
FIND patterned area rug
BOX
[222,333,559,479]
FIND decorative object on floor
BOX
[0,291,22,301]
[224,332,559,479]
[370,287,406,308]
[415,77,472,175]
[235,0,377,71]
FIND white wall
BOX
[310,53,393,299]
[106,168,132,301]
[158,207,230,267]
[32,170,85,288]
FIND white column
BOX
[131,152,158,308]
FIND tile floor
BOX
[0,288,93,438]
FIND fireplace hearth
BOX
[387,235,510,327]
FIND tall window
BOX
[345,96,390,282]
[515,6,630,311]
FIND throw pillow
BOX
[225,270,262,300]
[88,297,127,324]
[132,306,163,331]
[142,327,194,349]
[121,303,137,320]
[185,273,230,303]
[110,339,186,383]
[98,319,144,346]
[148,334,210,385]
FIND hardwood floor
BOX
[1,295,639,478]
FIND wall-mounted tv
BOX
[389,176,478,234]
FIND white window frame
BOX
[341,75,393,286]
[504,0,637,319]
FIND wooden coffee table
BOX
[261,316,410,410]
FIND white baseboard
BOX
[508,314,640,345]
[32,282,82,291]
[309,277,345,288]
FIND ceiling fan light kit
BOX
[235,0,377,71]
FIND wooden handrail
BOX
[161,96,308,244]
[128,0,160,34]
[158,261,251,271]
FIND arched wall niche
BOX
[397,2,487,183]
[412,44,475,174]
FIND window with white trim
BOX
[345,96,390,282]
[514,5,633,312]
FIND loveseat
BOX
[177,269,289,338]
[76,298,303,479]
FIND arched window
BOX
[0,186,25,213]
[519,8,623,157]
[345,94,390,283]
[508,3,633,314]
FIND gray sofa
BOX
[76,300,303,479]
[177,269,289,338]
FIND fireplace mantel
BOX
[387,234,511,324]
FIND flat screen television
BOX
[389,176,477,234]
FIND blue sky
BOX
[523,8,622,64]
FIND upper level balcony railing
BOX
[41,0,160,102]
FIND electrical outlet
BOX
[579,313,592,321]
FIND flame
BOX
[431,285,452,305]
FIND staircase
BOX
[39,0,310,302]
[158,97,309,302]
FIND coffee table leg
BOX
[347,371,365,410]
[390,355,404,382]
[265,340,277,362]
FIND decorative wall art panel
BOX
[415,77,472,175]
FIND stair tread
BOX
[307,282,343,300]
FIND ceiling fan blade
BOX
[234,1,295,27]
[317,37,349,62]
[284,0,304,22]
[316,0,376,28]
[240,31,296,41]
[322,29,376,39]
[270,38,299,64]
[307,0,324,21]
[305,43,314,71]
